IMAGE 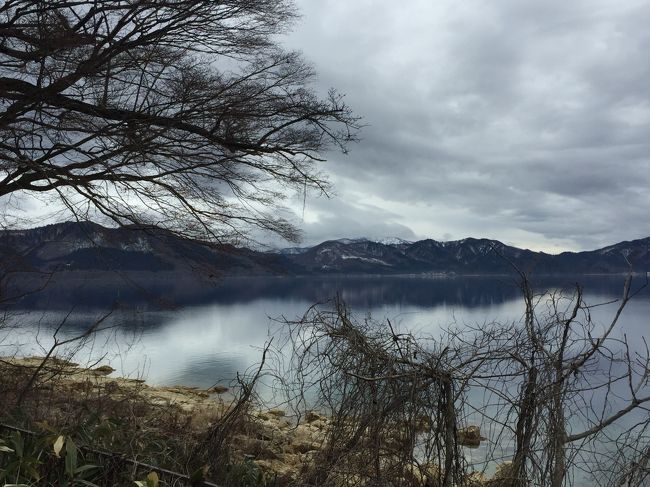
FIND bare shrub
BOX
[273,273,650,487]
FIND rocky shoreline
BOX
[3,356,513,486]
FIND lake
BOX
[3,273,648,389]
[3,273,649,484]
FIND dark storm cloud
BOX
[283,0,650,251]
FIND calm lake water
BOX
[3,274,648,389]
[3,273,649,484]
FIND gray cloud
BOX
[281,0,650,252]
[281,192,420,246]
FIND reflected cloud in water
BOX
[3,276,649,390]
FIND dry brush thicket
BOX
[270,274,650,487]
[0,352,278,486]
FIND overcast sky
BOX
[278,0,650,252]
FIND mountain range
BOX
[1,221,649,278]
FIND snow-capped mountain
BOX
[281,236,650,275]
[0,222,648,277]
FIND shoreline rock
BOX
[1,356,510,486]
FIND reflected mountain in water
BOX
[0,221,647,310]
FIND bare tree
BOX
[0,0,359,243]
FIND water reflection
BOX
[3,275,649,389]
[17,272,637,309]
[4,274,649,486]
